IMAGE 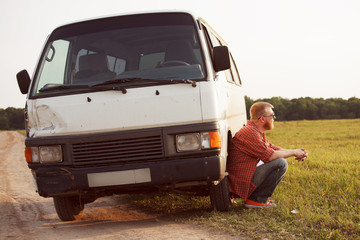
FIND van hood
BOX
[27,84,203,137]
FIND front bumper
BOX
[32,156,221,197]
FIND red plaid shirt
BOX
[227,120,280,200]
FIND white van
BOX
[17,11,247,221]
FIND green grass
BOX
[126,119,360,239]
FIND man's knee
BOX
[276,158,288,172]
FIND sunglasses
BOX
[258,114,276,119]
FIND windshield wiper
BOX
[39,84,127,94]
[91,78,132,87]
[175,79,197,87]
[92,77,197,88]
[39,84,90,92]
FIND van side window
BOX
[224,64,235,84]
[36,40,70,91]
[202,25,222,70]
[206,30,241,86]
[202,24,242,86]
[209,32,221,47]
[230,54,242,86]
[201,25,214,58]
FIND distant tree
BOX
[6,108,25,129]
[244,96,254,119]
[286,98,307,120]
[0,116,9,129]
[260,97,290,121]
[348,97,360,118]
[320,99,342,119]
[0,109,9,130]
[0,115,9,130]
[0,108,25,130]
[303,97,319,120]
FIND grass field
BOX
[128,119,360,239]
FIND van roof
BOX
[51,10,227,45]
[57,10,200,29]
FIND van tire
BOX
[210,176,232,212]
[53,196,84,221]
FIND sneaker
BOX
[244,199,275,209]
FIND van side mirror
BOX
[213,46,230,72]
[16,70,31,94]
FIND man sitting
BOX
[227,102,308,208]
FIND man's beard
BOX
[264,120,274,130]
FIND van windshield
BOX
[31,13,206,96]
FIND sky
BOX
[1,0,360,108]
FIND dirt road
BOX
[0,131,247,240]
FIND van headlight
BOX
[25,145,63,163]
[176,132,221,152]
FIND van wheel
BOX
[53,196,84,221]
[210,176,232,212]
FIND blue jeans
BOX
[248,158,288,203]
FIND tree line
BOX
[245,96,360,121]
[1,96,360,130]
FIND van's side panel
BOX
[199,74,246,177]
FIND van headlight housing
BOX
[176,132,221,152]
[25,145,63,163]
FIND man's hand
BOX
[294,148,308,161]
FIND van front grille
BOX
[71,135,164,166]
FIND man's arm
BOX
[269,148,308,161]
